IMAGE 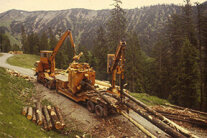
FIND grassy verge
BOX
[0,53,3,57]
[0,67,82,137]
[7,54,39,69]
[130,93,169,106]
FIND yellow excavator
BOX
[35,30,76,89]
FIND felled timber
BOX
[123,91,199,138]
[42,114,48,130]
[36,102,43,125]
[85,82,156,137]
[55,106,65,129]
[43,105,53,130]
[165,103,207,117]
[27,107,33,120]
[125,102,185,138]
[157,111,207,127]
[47,105,61,130]
[22,106,28,116]
[32,108,37,123]
[121,111,156,138]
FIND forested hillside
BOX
[1,0,207,112]
[0,4,184,52]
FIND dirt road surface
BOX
[0,53,170,137]
[0,53,34,77]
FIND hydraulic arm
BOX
[35,30,76,88]
[49,30,76,76]
[107,40,126,95]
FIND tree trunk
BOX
[36,102,43,125]
[125,102,185,138]
[43,105,53,130]
[121,110,156,138]
[22,106,28,116]
[47,105,61,130]
[27,107,33,120]
[55,106,65,129]
[42,114,48,130]
[123,91,199,138]
[32,108,37,123]
[165,103,207,116]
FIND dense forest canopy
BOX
[1,0,207,111]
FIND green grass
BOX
[7,54,40,69]
[0,67,82,137]
[130,92,169,106]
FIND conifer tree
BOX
[107,0,127,52]
[196,3,207,111]
[0,34,11,52]
[21,25,27,52]
[125,32,144,92]
[40,31,49,50]
[48,28,58,50]
[93,26,108,80]
[151,41,172,98]
[170,39,199,108]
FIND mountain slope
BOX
[0,3,204,51]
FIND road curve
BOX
[0,53,35,77]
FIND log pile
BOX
[153,105,207,127]
[21,102,65,131]
[123,91,199,138]
[8,51,23,54]
[6,69,34,81]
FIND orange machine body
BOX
[35,30,75,88]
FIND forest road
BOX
[0,53,34,77]
[0,53,170,137]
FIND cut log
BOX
[36,102,43,125]
[43,105,53,130]
[22,106,28,116]
[121,111,156,138]
[123,91,199,138]
[42,114,48,130]
[157,111,207,127]
[165,103,207,117]
[84,82,156,137]
[32,108,37,123]
[55,106,65,129]
[125,102,185,138]
[156,110,207,124]
[47,105,61,130]
[27,107,33,120]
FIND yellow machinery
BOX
[55,62,95,102]
[35,30,76,89]
[107,40,126,98]
[35,29,96,96]
[35,32,127,117]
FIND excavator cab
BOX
[40,50,53,64]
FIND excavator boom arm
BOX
[110,41,126,72]
[50,30,75,62]
[108,40,126,91]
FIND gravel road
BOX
[0,53,169,137]
[0,53,35,77]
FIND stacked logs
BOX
[21,102,65,131]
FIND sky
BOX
[0,0,206,13]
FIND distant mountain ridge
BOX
[0,2,206,51]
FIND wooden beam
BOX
[123,92,199,138]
